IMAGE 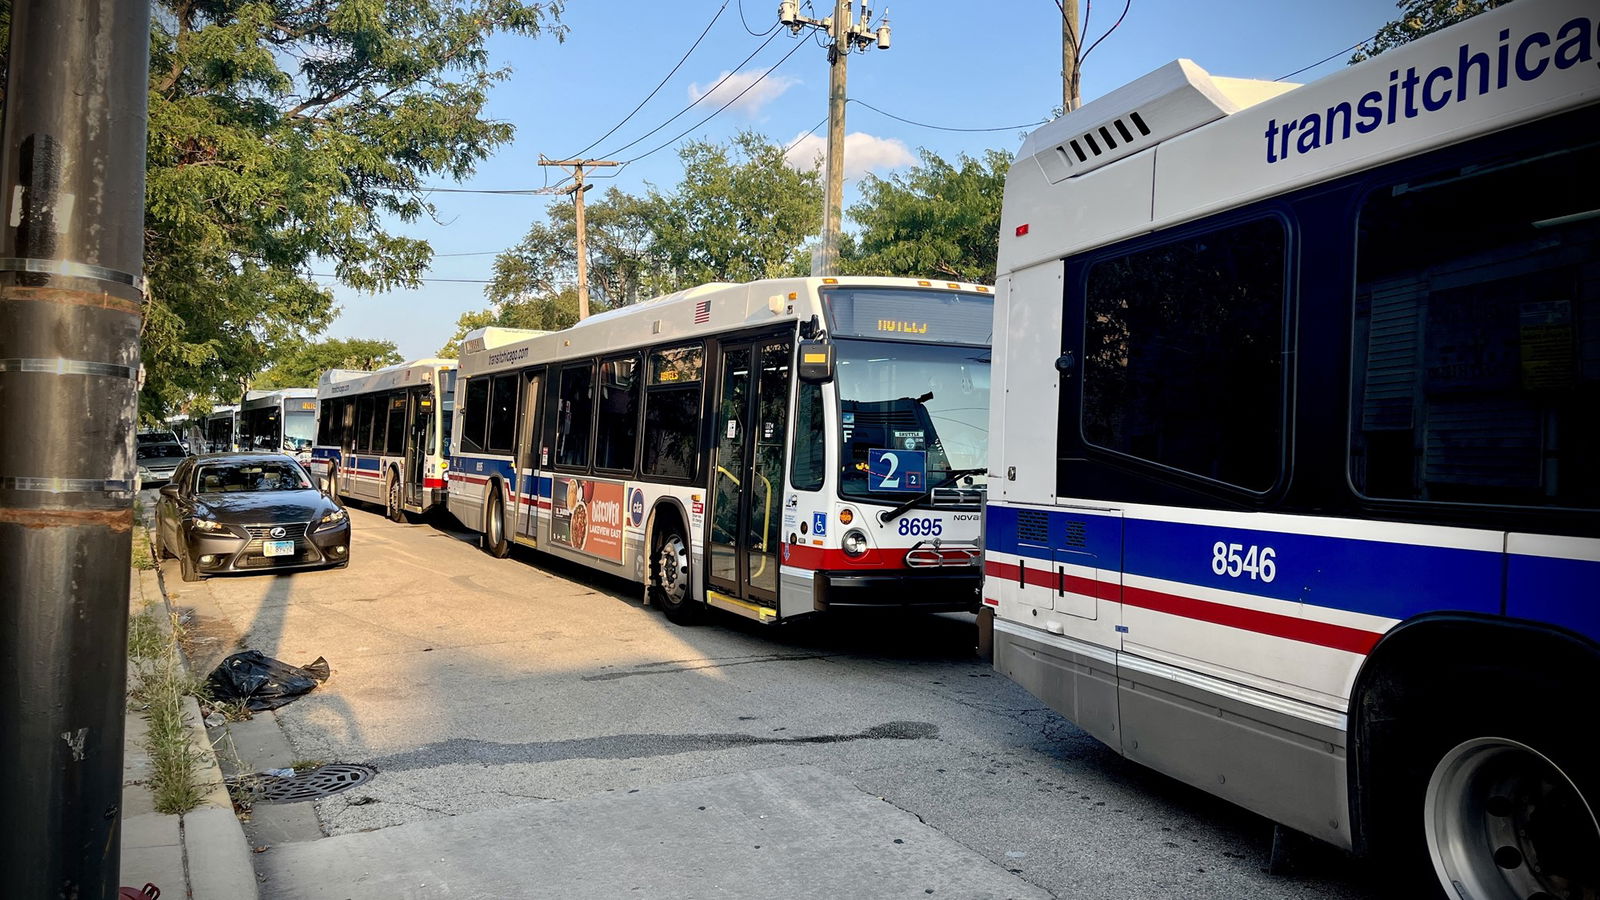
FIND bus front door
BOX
[513,370,543,544]
[707,336,791,612]
[405,390,430,508]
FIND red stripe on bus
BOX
[424,478,445,489]
[782,544,978,571]
[982,558,1380,654]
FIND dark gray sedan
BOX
[155,453,351,582]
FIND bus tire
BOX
[385,471,405,523]
[179,551,201,583]
[483,488,510,558]
[650,521,701,625]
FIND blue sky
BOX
[324,0,1403,360]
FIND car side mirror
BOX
[159,484,180,499]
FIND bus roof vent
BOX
[1022,59,1299,184]
[318,368,369,387]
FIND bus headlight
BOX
[841,529,868,558]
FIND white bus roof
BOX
[999,0,1599,272]
[456,276,993,378]
[240,387,316,411]
[316,358,456,399]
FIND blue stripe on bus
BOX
[450,456,516,482]
[985,504,1505,624]
[355,456,381,472]
[1506,553,1600,642]
[311,447,339,461]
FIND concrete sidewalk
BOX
[121,556,258,899]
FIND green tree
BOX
[436,288,581,357]
[1351,0,1512,62]
[843,149,1010,284]
[255,337,403,388]
[646,131,822,286]
[487,187,657,311]
[130,0,563,418]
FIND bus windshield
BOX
[283,409,316,451]
[834,339,990,501]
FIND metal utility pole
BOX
[1062,0,1082,112]
[0,0,152,896]
[779,1,891,277]
[538,157,619,320]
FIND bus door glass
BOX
[514,370,543,541]
[707,336,792,605]
[407,389,430,507]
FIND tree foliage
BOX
[463,132,821,353]
[132,0,563,419]
[843,149,1010,284]
[254,337,403,389]
[1351,0,1512,62]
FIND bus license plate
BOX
[264,540,295,557]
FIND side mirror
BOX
[159,483,180,499]
[797,340,835,384]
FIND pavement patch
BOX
[363,721,940,773]
[255,764,1052,899]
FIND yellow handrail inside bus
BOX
[750,469,772,581]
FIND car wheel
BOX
[179,550,201,583]
[483,489,510,558]
[651,524,701,625]
[386,473,405,523]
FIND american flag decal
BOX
[693,299,711,324]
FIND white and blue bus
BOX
[987,1,1598,895]
[448,277,993,626]
[203,405,238,452]
[310,360,455,520]
[238,388,317,459]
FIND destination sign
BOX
[823,287,992,345]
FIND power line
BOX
[616,34,810,166]
[1079,0,1130,63]
[598,27,786,160]
[737,0,779,36]
[1277,38,1370,82]
[310,273,494,284]
[563,2,730,161]
[850,98,1047,133]
[783,116,829,155]
[432,250,500,257]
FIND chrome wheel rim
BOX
[1425,736,1599,900]
[389,478,400,517]
[487,497,502,546]
[656,535,687,605]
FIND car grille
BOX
[244,523,310,541]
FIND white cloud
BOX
[688,69,798,116]
[782,131,915,179]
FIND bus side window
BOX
[487,373,518,455]
[643,344,704,481]
[461,377,490,453]
[340,398,355,451]
[595,355,640,472]
[385,392,406,455]
[790,381,826,491]
[556,363,594,469]
[357,396,376,454]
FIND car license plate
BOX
[264,540,295,557]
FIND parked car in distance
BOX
[155,453,351,582]
[136,431,189,486]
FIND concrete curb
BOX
[144,528,260,899]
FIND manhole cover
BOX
[243,763,377,804]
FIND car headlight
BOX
[312,508,347,532]
[190,518,229,533]
[841,528,869,558]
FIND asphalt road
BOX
[173,501,1386,899]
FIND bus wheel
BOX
[483,489,510,558]
[386,473,405,523]
[651,526,700,625]
[1423,733,1598,899]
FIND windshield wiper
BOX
[877,466,988,524]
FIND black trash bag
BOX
[206,650,330,711]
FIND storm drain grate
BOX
[240,763,377,804]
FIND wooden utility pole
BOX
[1062,0,1082,112]
[0,0,151,895]
[779,1,890,276]
[537,157,618,320]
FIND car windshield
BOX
[834,338,991,500]
[137,431,179,445]
[137,443,186,460]
[194,461,312,493]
